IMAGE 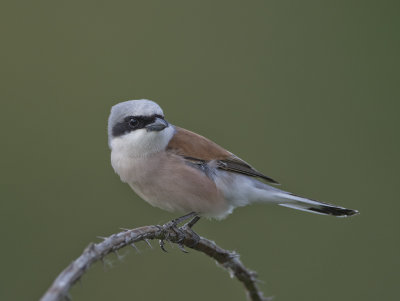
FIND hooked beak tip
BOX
[145,117,169,132]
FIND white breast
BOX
[110,126,174,184]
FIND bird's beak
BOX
[145,117,169,132]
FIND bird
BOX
[108,99,358,247]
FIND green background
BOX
[1,1,399,300]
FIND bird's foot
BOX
[158,212,199,253]
[181,216,201,248]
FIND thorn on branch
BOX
[144,239,152,249]
[130,243,140,253]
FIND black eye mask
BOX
[112,114,164,137]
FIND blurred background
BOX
[1,1,399,300]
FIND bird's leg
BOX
[186,216,201,228]
[159,212,198,253]
[181,216,201,247]
[168,212,198,226]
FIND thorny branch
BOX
[40,223,269,301]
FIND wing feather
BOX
[167,127,279,184]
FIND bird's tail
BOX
[275,192,358,217]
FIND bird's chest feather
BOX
[110,126,176,184]
[111,149,228,214]
[111,151,159,185]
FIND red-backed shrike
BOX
[108,99,358,228]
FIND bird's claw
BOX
[159,239,168,252]
[177,242,188,253]
[158,212,199,253]
[158,219,186,253]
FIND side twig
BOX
[40,223,268,301]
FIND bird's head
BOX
[108,99,174,157]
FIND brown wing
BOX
[167,127,279,184]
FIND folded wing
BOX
[167,127,279,184]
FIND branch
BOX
[40,223,268,301]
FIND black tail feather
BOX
[307,206,359,217]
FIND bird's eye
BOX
[128,117,139,128]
